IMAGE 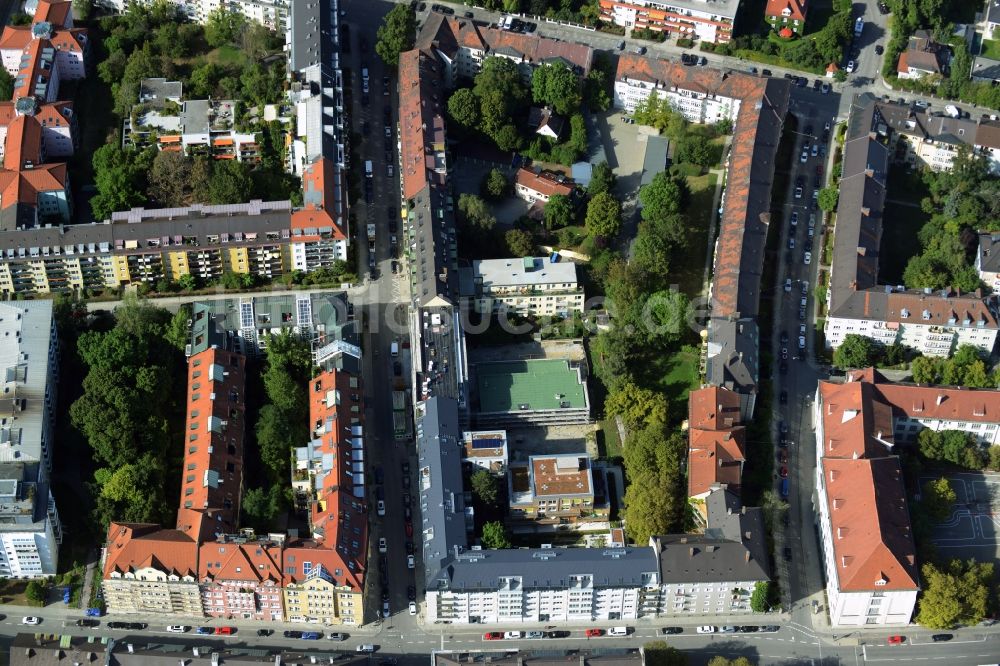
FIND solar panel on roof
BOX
[471,437,503,449]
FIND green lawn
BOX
[673,172,718,298]
[208,45,247,66]
[880,167,931,285]
[980,39,1000,59]
[658,344,701,402]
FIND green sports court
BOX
[476,360,587,413]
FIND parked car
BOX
[504,632,523,639]
[887,635,905,645]
[761,625,780,633]
[127,623,147,630]
[525,631,544,639]
[696,626,717,634]
[166,625,189,633]
[108,622,130,630]
[379,537,387,553]
[546,631,571,638]
[719,626,737,633]
[407,554,415,569]
[329,633,349,641]
[377,500,386,516]
[214,626,235,635]
[875,44,884,55]
[661,627,684,635]
[585,628,605,637]
[407,585,416,601]
[196,626,214,635]
[284,630,304,639]
[484,632,504,641]
[257,629,273,637]
[931,634,952,642]
[409,602,418,615]
[76,619,100,628]
[803,251,812,265]
[21,617,41,626]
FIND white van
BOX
[365,160,373,178]
[357,644,375,653]
[608,627,630,637]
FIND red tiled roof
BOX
[398,49,447,200]
[291,157,348,240]
[175,348,246,542]
[515,167,573,198]
[283,539,364,592]
[0,26,31,51]
[820,457,918,592]
[0,102,17,128]
[687,386,746,497]
[199,541,282,583]
[34,0,73,28]
[766,0,808,23]
[818,379,895,460]
[103,522,199,579]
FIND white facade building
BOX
[598,0,738,43]
[98,0,289,31]
[813,371,921,627]
[466,256,584,317]
[612,54,742,123]
[0,300,62,579]
[978,232,1000,293]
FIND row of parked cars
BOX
[696,625,781,634]
[484,627,631,640]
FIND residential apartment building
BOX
[650,489,770,616]
[461,430,508,473]
[415,14,593,88]
[0,300,61,579]
[0,199,351,297]
[765,0,808,35]
[513,168,574,205]
[825,95,1000,356]
[813,370,920,627]
[978,120,1000,174]
[687,386,745,508]
[463,255,584,317]
[102,522,203,615]
[97,0,289,31]
[977,232,1000,293]
[174,346,246,543]
[0,0,87,230]
[598,0,739,43]
[281,540,365,625]
[613,54,743,122]
[123,79,259,162]
[199,537,284,621]
[507,454,608,525]
[187,291,359,359]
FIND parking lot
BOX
[923,471,1000,564]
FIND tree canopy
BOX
[531,62,582,115]
[921,477,957,523]
[481,520,512,549]
[470,469,500,507]
[917,429,987,469]
[375,4,416,67]
[605,381,670,431]
[458,193,497,231]
[505,229,536,257]
[916,559,994,629]
[543,194,575,231]
[833,334,878,370]
[585,192,621,239]
[622,425,687,544]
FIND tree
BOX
[458,193,497,231]
[605,381,669,431]
[375,4,416,67]
[818,186,840,212]
[25,580,46,604]
[474,57,528,111]
[205,8,246,48]
[639,172,685,222]
[623,426,687,544]
[588,161,616,197]
[918,429,985,469]
[73,0,93,20]
[643,290,690,345]
[255,404,300,481]
[911,355,943,384]
[706,659,752,666]
[750,581,771,612]
[585,192,621,239]
[482,168,509,200]
[493,124,522,152]
[505,229,535,257]
[531,62,581,115]
[242,486,283,531]
[448,88,480,128]
[481,520,512,549]
[470,469,500,507]
[91,144,155,220]
[833,334,877,370]
[921,477,957,523]
[148,151,194,207]
[207,160,253,204]
[674,134,715,168]
[177,273,197,292]
[916,559,993,629]
[165,305,191,352]
[989,445,1000,471]
[0,68,13,101]
[643,642,687,666]
[543,194,574,231]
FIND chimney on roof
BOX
[861,206,871,216]
[745,550,751,562]
[689,547,695,558]
[937,394,946,405]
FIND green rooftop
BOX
[476,360,588,413]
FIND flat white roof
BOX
[473,256,578,290]
[0,300,53,466]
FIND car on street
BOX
[484,632,504,640]
[800,149,808,163]
[799,307,806,320]
[779,390,788,404]
[875,44,884,55]
[794,186,802,199]
[108,622,129,629]
[524,631,544,639]
[788,237,795,249]
[735,626,759,633]
[196,627,214,635]
[803,251,812,265]
[405,521,413,537]
[811,144,819,157]
[821,82,831,94]
[504,632,523,639]
[878,1,889,13]
[22,617,41,626]
[464,10,473,17]
[128,623,147,630]
[634,46,646,55]
[585,628,605,637]
[761,626,780,633]
[329,633,349,641]
[546,631,571,638]
[887,635,906,645]
[77,619,100,628]
[780,466,788,478]
[300,632,322,640]
[382,601,390,617]
[616,40,625,50]
[661,627,684,634]
[846,60,856,73]
[681,53,696,66]
[377,500,386,516]
[403,492,411,507]
[166,625,189,633]
[378,537,387,553]
[799,335,806,349]
[696,626,717,634]
[777,450,787,463]
[784,278,792,292]
[284,631,303,639]
[719,626,737,633]
[790,211,798,226]
[214,627,235,635]
[409,602,417,615]
[257,629,273,637]
[931,634,952,642]
[407,585,416,601]
[407,554,415,569]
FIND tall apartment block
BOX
[0,300,62,578]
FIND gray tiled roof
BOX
[409,184,458,307]
[429,546,659,591]
[417,396,468,586]
[653,488,770,584]
[705,318,758,401]
[979,232,1000,274]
